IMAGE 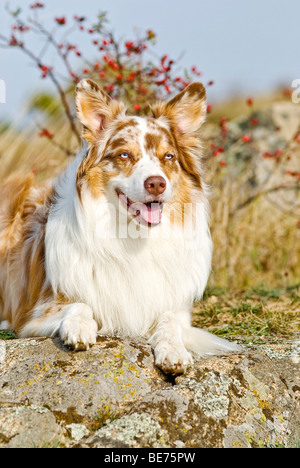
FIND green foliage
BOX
[29,93,62,117]
[0,329,17,340]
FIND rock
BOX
[0,335,299,448]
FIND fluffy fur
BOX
[0,80,240,375]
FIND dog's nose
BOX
[144,176,166,196]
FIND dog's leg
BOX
[149,312,193,376]
[150,309,242,375]
[19,302,98,350]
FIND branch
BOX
[29,47,81,144]
[0,32,81,146]
[28,19,75,78]
[36,124,76,157]
[230,183,300,217]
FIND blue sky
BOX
[0,0,299,119]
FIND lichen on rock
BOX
[0,335,299,448]
[92,413,163,447]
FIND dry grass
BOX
[208,199,300,289]
[0,99,78,182]
[193,285,300,342]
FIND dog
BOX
[0,80,240,375]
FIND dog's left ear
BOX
[153,82,206,136]
[75,79,125,143]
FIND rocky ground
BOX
[0,334,299,448]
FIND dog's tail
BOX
[183,326,242,356]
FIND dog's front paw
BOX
[154,342,193,376]
[59,304,97,350]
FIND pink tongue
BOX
[141,203,162,225]
[131,202,162,225]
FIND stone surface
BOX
[0,335,299,448]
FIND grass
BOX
[193,285,300,343]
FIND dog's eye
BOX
[119,152,130,159]
[164,153,174,160]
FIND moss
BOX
[53,406,84,425]
[53,360,72,371]
[129,342,151,367]
[0,432,12,444]
[88,404,120,432]
[134,396,188,446]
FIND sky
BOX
[0,0,299,119]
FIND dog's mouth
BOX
[116,190,163,226]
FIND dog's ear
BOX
[152,82,206,136]
[75,79,125,143]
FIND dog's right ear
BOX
[75,79,125,143]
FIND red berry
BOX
[30,2,44,8]
[55,17,66,26]
[294,134,300,143]
[39,128,54,139]
[242,135,251,143]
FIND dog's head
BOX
[75,79,206,228]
